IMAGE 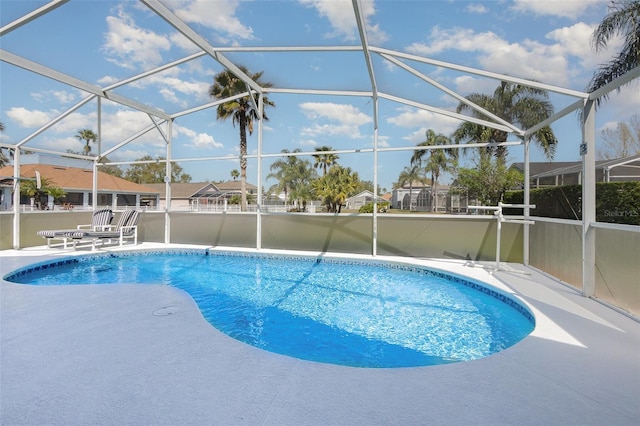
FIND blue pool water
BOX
[5,250,534,368]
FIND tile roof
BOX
[145,181,257,198]
[0,164,160,193]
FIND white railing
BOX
[468,203,536,271]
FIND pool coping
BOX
[2,243,639,425]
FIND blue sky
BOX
[1,0,638,192]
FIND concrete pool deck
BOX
[1,243,639,425]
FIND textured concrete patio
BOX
[1,244,638,425]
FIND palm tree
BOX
[230,169,240,180]
[453,81,558,161]
[209,66,275,211]
[268,149,317,210]
[20,176,54,210]
[411,129,457,212]
[75,129,98,156]
[395,165,425,211]
[268,149,299,209]
[313,146,339,176]
[313,165,359,213]
[587,0,640,104]
[0,122,10,167]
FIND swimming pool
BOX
[4,249,534,368]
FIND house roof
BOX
[145,180,257,199]
[0,164,159,194]
[345,190,388,203]
[512,154,640,179]
[145,182,212,199]
[511,161,582,176]
[216,180,257,191]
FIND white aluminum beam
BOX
[380,52,523,135]
[582,100,596,298]
[524,99,584,137]
[0,0,69,36]
[141,0,263,95]
[371,46,589,99]
[379,92,514,134]
[14,95,96,148]
[352,0,378,129]
[0,49,170,119]
[588,65,640,101]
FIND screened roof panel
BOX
[1,0,638,190]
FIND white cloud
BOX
[174,124,223,149]
[38,136,83,153]
[464,3,488,14]
[453,76,497,95]
[102,5,171,70]
[511,0,605,19]
[299,102,372,139]
[31,90,78,105]
[376,134,390,148]
[298,139,318,146]
[6,107,54,128]
[387,106,460,142]
[299,0,388,43]
[165,0,254,40]
[405,23,615,87]
[300,102,371,125]
[545,22,622,70]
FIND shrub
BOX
[503,182,640,225]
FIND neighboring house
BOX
[344,191,389,211]
[391,181,430,210]
[415,185,450,213]
[511,154,640,188]
[145,180,258,211]
[0,163,160,211]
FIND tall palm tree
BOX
[453,81,558,161]
[20,176,52,210]
[209,66,275,211]
[268,149,317,210]
[268,149,299,209]
[411,129,457,212]
[396,165,424,211]
[0,122,10,167]
[75,129,98,156]
[313,145,339,176]
[587,0,640,104]
[313,165,359,213]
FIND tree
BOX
[452,155,524,207]
[98,156,123,178]
[313,165,360,213]
[230,169,240,180]
[598,114,640,159]
[267,149,317,210]
[47,186,67,206]
[453,81,558,161]
[411,129,457,212]
[19,175,64,210]
[20,176,49,209]
[75,129,98,156]
[0,122,11,167]
[210,66,275,211]
[124,156,192,184]
[587,0,640,104]
[313,146,339,176]
[395,165,426,210]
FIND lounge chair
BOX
[37,208,114,248]
[65,209,142,250]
